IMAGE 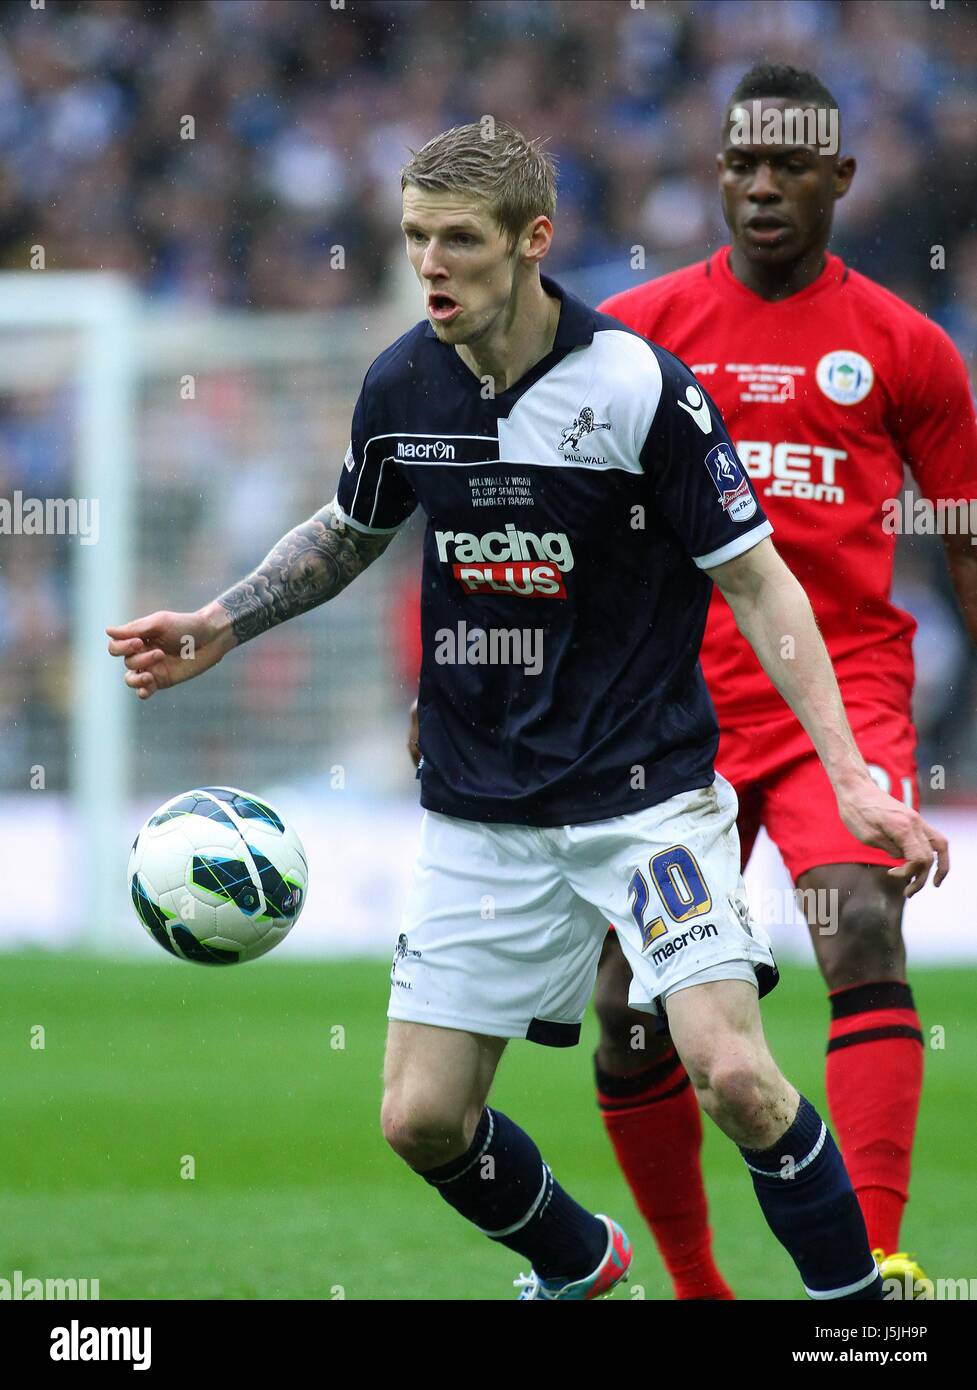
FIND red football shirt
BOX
[601,247,977,726]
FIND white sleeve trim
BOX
[694,520,773,570]
[332,497,406,536]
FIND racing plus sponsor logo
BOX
[559,406,611,463]
[435,526,574,598]
[397,439,456,460]
[737,441,846,504]
[650,922,718,966]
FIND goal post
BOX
[0,273,137,948]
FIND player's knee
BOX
[821,893,905,988]
[686,1047,772,1134]
[707,1059,763,1118]
[380,1094,471,1170]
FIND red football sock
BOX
[595,1048,733,1300]
[825,980,924,1254]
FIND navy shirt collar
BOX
[541,274,596,351]
[422,274,596,411]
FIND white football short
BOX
[388,775,778,1045]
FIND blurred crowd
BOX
[0,0,975,793]
[0,0,974,324]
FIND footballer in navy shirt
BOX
[109,121,945,1302]
[337,276,772,827]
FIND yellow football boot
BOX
[874,1249,932,1299]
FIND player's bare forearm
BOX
[108,500,396,700]
[709,539,868,793]
[944,531,977,649]
[216,499,395,646]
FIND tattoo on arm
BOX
[216,500,395,645]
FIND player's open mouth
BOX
[428,293,462,323]
[744,217,792,245]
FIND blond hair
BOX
[401,121,557,251]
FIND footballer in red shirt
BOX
[593,63,977,1299]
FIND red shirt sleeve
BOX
[895,319,977,502]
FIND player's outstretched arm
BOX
[213,498,395,642]
[708,537,949,897]
[107,499,396,700]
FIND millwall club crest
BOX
[391,932,422,986]
[559,405,611,454]
[816,350,874,405]
[704,443,757,522]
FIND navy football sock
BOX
[740,1095,882,1300]
[423,1107,607,1281]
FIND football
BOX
[127,786,308,964]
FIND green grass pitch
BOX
[1,952,972,1300]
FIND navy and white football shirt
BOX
[337,275,771,826]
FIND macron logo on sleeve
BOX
[677,384,713,435]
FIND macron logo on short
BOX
[650,922,719,966]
